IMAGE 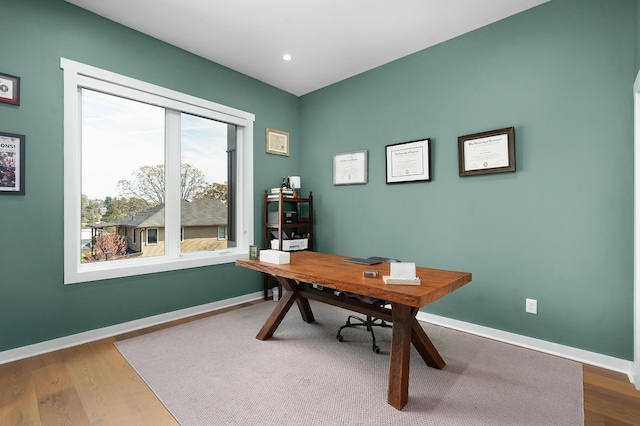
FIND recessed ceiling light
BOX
[283,54,292,61]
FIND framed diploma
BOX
[265,128,289,156]
[458,127,515,176]
[0,131,25,195]
[0,72,20,106]
[333,150,367,185]
[385,138,431,184]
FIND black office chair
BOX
[336,257,399,353]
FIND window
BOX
[62,59,255,284]
[147,229,159,245]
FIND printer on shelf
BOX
[270,238,308,251]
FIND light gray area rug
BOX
[115,301,583,425]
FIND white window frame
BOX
[62,58,254,285]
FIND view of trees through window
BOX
[81,89,231,263]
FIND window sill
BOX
[64,249,248,285]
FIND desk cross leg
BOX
[256,277,314,340]
[387,304,446,410]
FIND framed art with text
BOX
[458,127,515,176]
[266,128,289,156]
[0,131,25,195]
[385,138,431,184]
[0,72,20,106]
[333,150,368,185]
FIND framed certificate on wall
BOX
[333,150,367,185]
[458,127,515,176]
[0,72,20,106]
[385,138,431,184]
[266,128,289,156]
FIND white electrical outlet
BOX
[526,298,537,314]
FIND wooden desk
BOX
[235,251,472,410]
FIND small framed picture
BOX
[0,131,26,195]
[333,150,368,185]
[458,127,515,176]
[385,138,431,184]
[266,128,289,156]
[0,72,21,106]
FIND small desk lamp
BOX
[289,176,301,197]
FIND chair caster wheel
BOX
[373,346,380,353]
[337,335,344,342]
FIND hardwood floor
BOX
[584,364,640,425]
[1,300,638,425]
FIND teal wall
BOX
[300,0,635,360]
[0,0,299,351]
[0,0,636,362]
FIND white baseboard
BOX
[1,293,634,386]
[0,291,264,366]
[417,311,635,384]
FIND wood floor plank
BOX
[584,368,638,398]
[94,339,178,425]
[37,386,90,426]
[65,338,177,425]
[602,418,638,426]
[32,362,91,424]
[64,340,134,424]
[584,410,607,426]
[32,363,74,398]
[0,361,40,426]
[584,382,640,425]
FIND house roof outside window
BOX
[90,199,227,229]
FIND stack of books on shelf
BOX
[268,187,295,198]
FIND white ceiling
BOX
[65,0,549,96]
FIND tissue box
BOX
[259,249,290,265]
